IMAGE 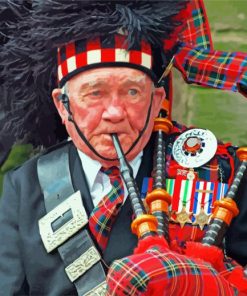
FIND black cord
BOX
[58,93,154,161]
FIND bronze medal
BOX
[193,208,210,230]
[175,206,192,228]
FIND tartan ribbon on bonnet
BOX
[89,167,124,251]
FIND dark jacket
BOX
[0,140,155,295]
[0,138,247,295]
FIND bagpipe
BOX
[105,100,247,295]
[105,0,247,293]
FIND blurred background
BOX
[1,0,247,194]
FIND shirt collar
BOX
[77,150,102,192]
[77,149,143,191]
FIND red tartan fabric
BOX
[185,242,247,294]
[174,0,247,97]
[106,237,239,296]
[179,0,213,50]
[169,223,205,243]
[174,46,247,96]
[88,167,124,251]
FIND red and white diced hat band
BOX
[57,34,154,87]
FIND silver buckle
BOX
[39,191,88,253]
[84,281,107,296]
[65,246,101,282]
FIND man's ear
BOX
[152,86,166,117]
[52,88,67,123]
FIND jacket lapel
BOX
[68,143,94,214]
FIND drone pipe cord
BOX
[145,103,173,241]
[111,133,158,239]
[202,147,247,247]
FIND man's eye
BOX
[128,89,138,96]
[91,90,101,96]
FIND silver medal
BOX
[172,129,217,168]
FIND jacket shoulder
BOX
[10,140,73,178]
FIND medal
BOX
[193,207,210,230]
[172,129,217,168]
[175,206,192,228]
[166,178,228,227]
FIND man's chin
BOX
[95,147,118,160]
[92,144,141,164]
[75,134,144,165]
[77,141,142,168]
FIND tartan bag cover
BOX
[107,241,239,296]
[88,167,124,251]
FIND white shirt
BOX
[77,149,143,207]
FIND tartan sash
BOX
[89,167,124,251]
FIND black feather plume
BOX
[0,0,188,147]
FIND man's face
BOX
[53,67,165,166]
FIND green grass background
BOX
[0,145,33,194]
[1,0,247,194]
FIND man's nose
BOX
[102,105,126,123]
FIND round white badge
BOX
[172,129,217,168]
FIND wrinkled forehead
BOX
[65,67,152,91]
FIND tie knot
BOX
[101,166,120,177]
[101,166,123,189]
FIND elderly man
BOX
[1,1,247,295]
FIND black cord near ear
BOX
[58,93,73,121]
[57,92,154,162]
